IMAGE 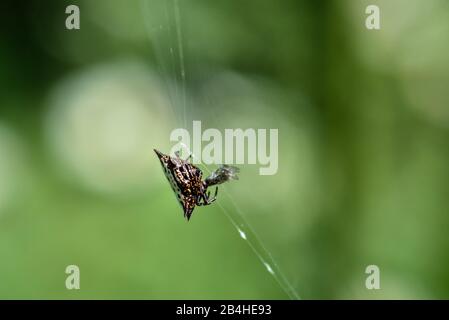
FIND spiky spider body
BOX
[154,149,239,220]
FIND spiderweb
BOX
[141,0,300,300]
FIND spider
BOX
[154,149,239,220]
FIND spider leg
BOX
[196,198,204,206]
[209,187,218,200]
[201,193,209,205]
[175,150,192,162]
[204,187,218,205]
[197,192,209,206]
[207,197,217,204]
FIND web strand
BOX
[173,0,187,129]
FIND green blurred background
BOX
[0,0,449,299]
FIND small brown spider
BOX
[154,149,239,220]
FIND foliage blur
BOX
[0,0,448,299]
